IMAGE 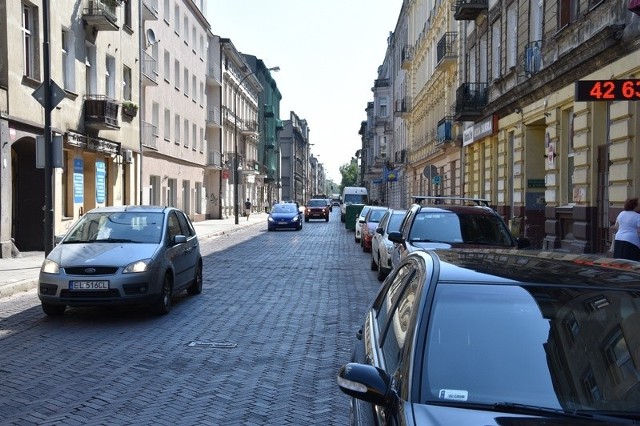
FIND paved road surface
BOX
[0,208,381,425]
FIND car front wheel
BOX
[187,263,202,295]
[152,273,172,315]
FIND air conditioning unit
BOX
[123,149,133,164]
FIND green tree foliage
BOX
[339,162,358,192]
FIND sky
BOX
[206,0,403,183]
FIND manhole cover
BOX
[187,341,237,349]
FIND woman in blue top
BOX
[612,197,640,261]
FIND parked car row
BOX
[341,197,640,424]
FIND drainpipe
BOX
[138,0,144,205]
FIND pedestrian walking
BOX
[244,198,252,221]
[611,197,640,261]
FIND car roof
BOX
[425,249,640,288]
[86,205,170,214]
[417,204,498,216]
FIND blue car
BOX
[267,203,302,231]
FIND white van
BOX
[340,186,369,222]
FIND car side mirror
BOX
[387,231,404,244]
[516,237,531,249]
[172,235,187,245]
[376,227,384,235]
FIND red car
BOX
[304,199,330,222]
[359,206,389,252]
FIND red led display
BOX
[575,80,640,101]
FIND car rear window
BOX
[308,199,326,207]
[409,211,512,246]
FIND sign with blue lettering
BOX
[96,161,106,204]
[73,159,84,203]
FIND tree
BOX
[339,162,358,192]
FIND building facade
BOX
[279,111,310,205]
[1,0,144,256]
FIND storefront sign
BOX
[73,159,83,203]
[96,161,106,204]
[473,116,494,140]
[528,179,545,188]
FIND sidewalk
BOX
[0,212,268,299]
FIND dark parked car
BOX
[38,205,202,316]
[338,248,640,425]
[268,202,303,231]
[390,196,530,268]
[305,198,330,222]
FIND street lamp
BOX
[234,65,280,224]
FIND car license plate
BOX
[69,280,109,291]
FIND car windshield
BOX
[423,283,640,412]
[409,211,512,246]
[344,194,367,204]
[272,204,297,213]
[63,212,164,244]
[308,199,326,207]
[367,209,387,223]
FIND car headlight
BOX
[41,259,60,274]
[123,258,152,273]
[293,215,300,221]
[268,216,275,222]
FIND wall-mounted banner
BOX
[73,158,84,204]
[384,166,398,182]
[96,161,106,204]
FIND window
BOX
[378,97,387,117]
[506,4,517,69]
[122,65,132,101]
[192,123,197,150]
[174,60,180,89]
[22,3,37,78]
[152,102,159,136]
[200,127,204,152]
[164,50,170,83]
[174,5,180,34]
[479,33,488,83]
[184,68,189,95]
[564,109,575,203]
[175,114,181,144]
[604,328,636,383]
[61,29,75,91]
[149,175,161,205]
[559,0,579,29]
[124,0,132,28]
[163,0,170,23]
[184,15,189,43]
[105,55,116,98]
[192,75,196,100]
[491,21,501,80]
[85,43,97,94]
[164,108,171,141]
[199,81,204,105]
[192,25,196,49]
[184,118,189,147]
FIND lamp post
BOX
[233,65,280,224]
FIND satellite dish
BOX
[146,29,158,46]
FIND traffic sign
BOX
[32,80,66,109]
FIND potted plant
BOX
[121,100,138,118]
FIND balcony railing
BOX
[141,121,157,149]
[454,83,487,121]
[206,107,221,127]
[401,46,413,70]
[374,78,390,88]
[206,63,221,86]
[84,95,119,130]
[83,0,119,31]
[453,0,488,20]
[141,51,158,86]
[207,150,222,168]
[436,117,454,145]
[241,119,258,134]
[264,104,275,117]
[142,0,158,21]
[436,32,457,69]
[524,40,543,76]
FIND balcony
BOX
[394,98,410,117]
[374,78,390,88]
[222,106,237,124]
[141,121,157,149]
[83,0,119,31]
[240,119,258,135]
[264,104,275,117]
[206,63,221,86]
[141,51,158,86]
[84,95,119,130]
[243,160,260,174]
[401,46,413,70]
[265,136,276,149]
[142,0,158,21]
[436,32,457,70]
[206,150,222,169]
[454,83,487,121]
[524,40,543,76]
[206,107,221,128]
[453,0,488,21]
[436,117,454,145]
